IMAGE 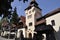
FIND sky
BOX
[11,0,60,17]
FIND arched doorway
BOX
[29,33,32,38]
[15,30,24,40]
[19,30,24,40]
[29,33,32,40]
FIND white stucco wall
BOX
[25,7,35,38]
[25,6,42,38]
[17,28,26,38]
[25,7,35,30]
[46,12,60,40]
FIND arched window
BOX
[28,14,32,19]
[51,20,55,26]
[29,22,32,26]
[32,8,35,12]
[29,11,31,14]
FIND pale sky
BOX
[11,0,60,16]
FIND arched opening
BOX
[29,33,32,38]
[28,33,32,40]
[15,30,24,40]
[20,30,23,37]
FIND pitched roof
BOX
[35,8,60,26]
[35,19,46,26]
[25,0,41,10]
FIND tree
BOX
[0,0,28,18]
[19,0,28,3]
[0,20,2,30]
[10,7,19,25]
[0,0,13,18]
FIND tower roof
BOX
[30,0,38,6]
[31,0,35,1]
[25,0,41,10]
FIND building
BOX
[16,16,26,38]
[34,8,60,40]
[24,0,59,40]
[46,8,60,40]
[25,0,42,38]
[1,0,59,40]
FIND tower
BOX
[25,0,42,38]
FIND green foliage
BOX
[0,0,28,18]
[10,7,19,25]
[0,0,13,17]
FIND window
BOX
[32,8,35,12]
[28,14,32,19]
[51,20,55,26]
[29,22,32,26]
[29,11,31,14]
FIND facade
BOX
[24,0,59,40]
[16,0,60,40]
[46,8,60,40]
[16,16,27,38]
[25,0,42,38]
[20,16,26,26]
[1,0,60,40]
